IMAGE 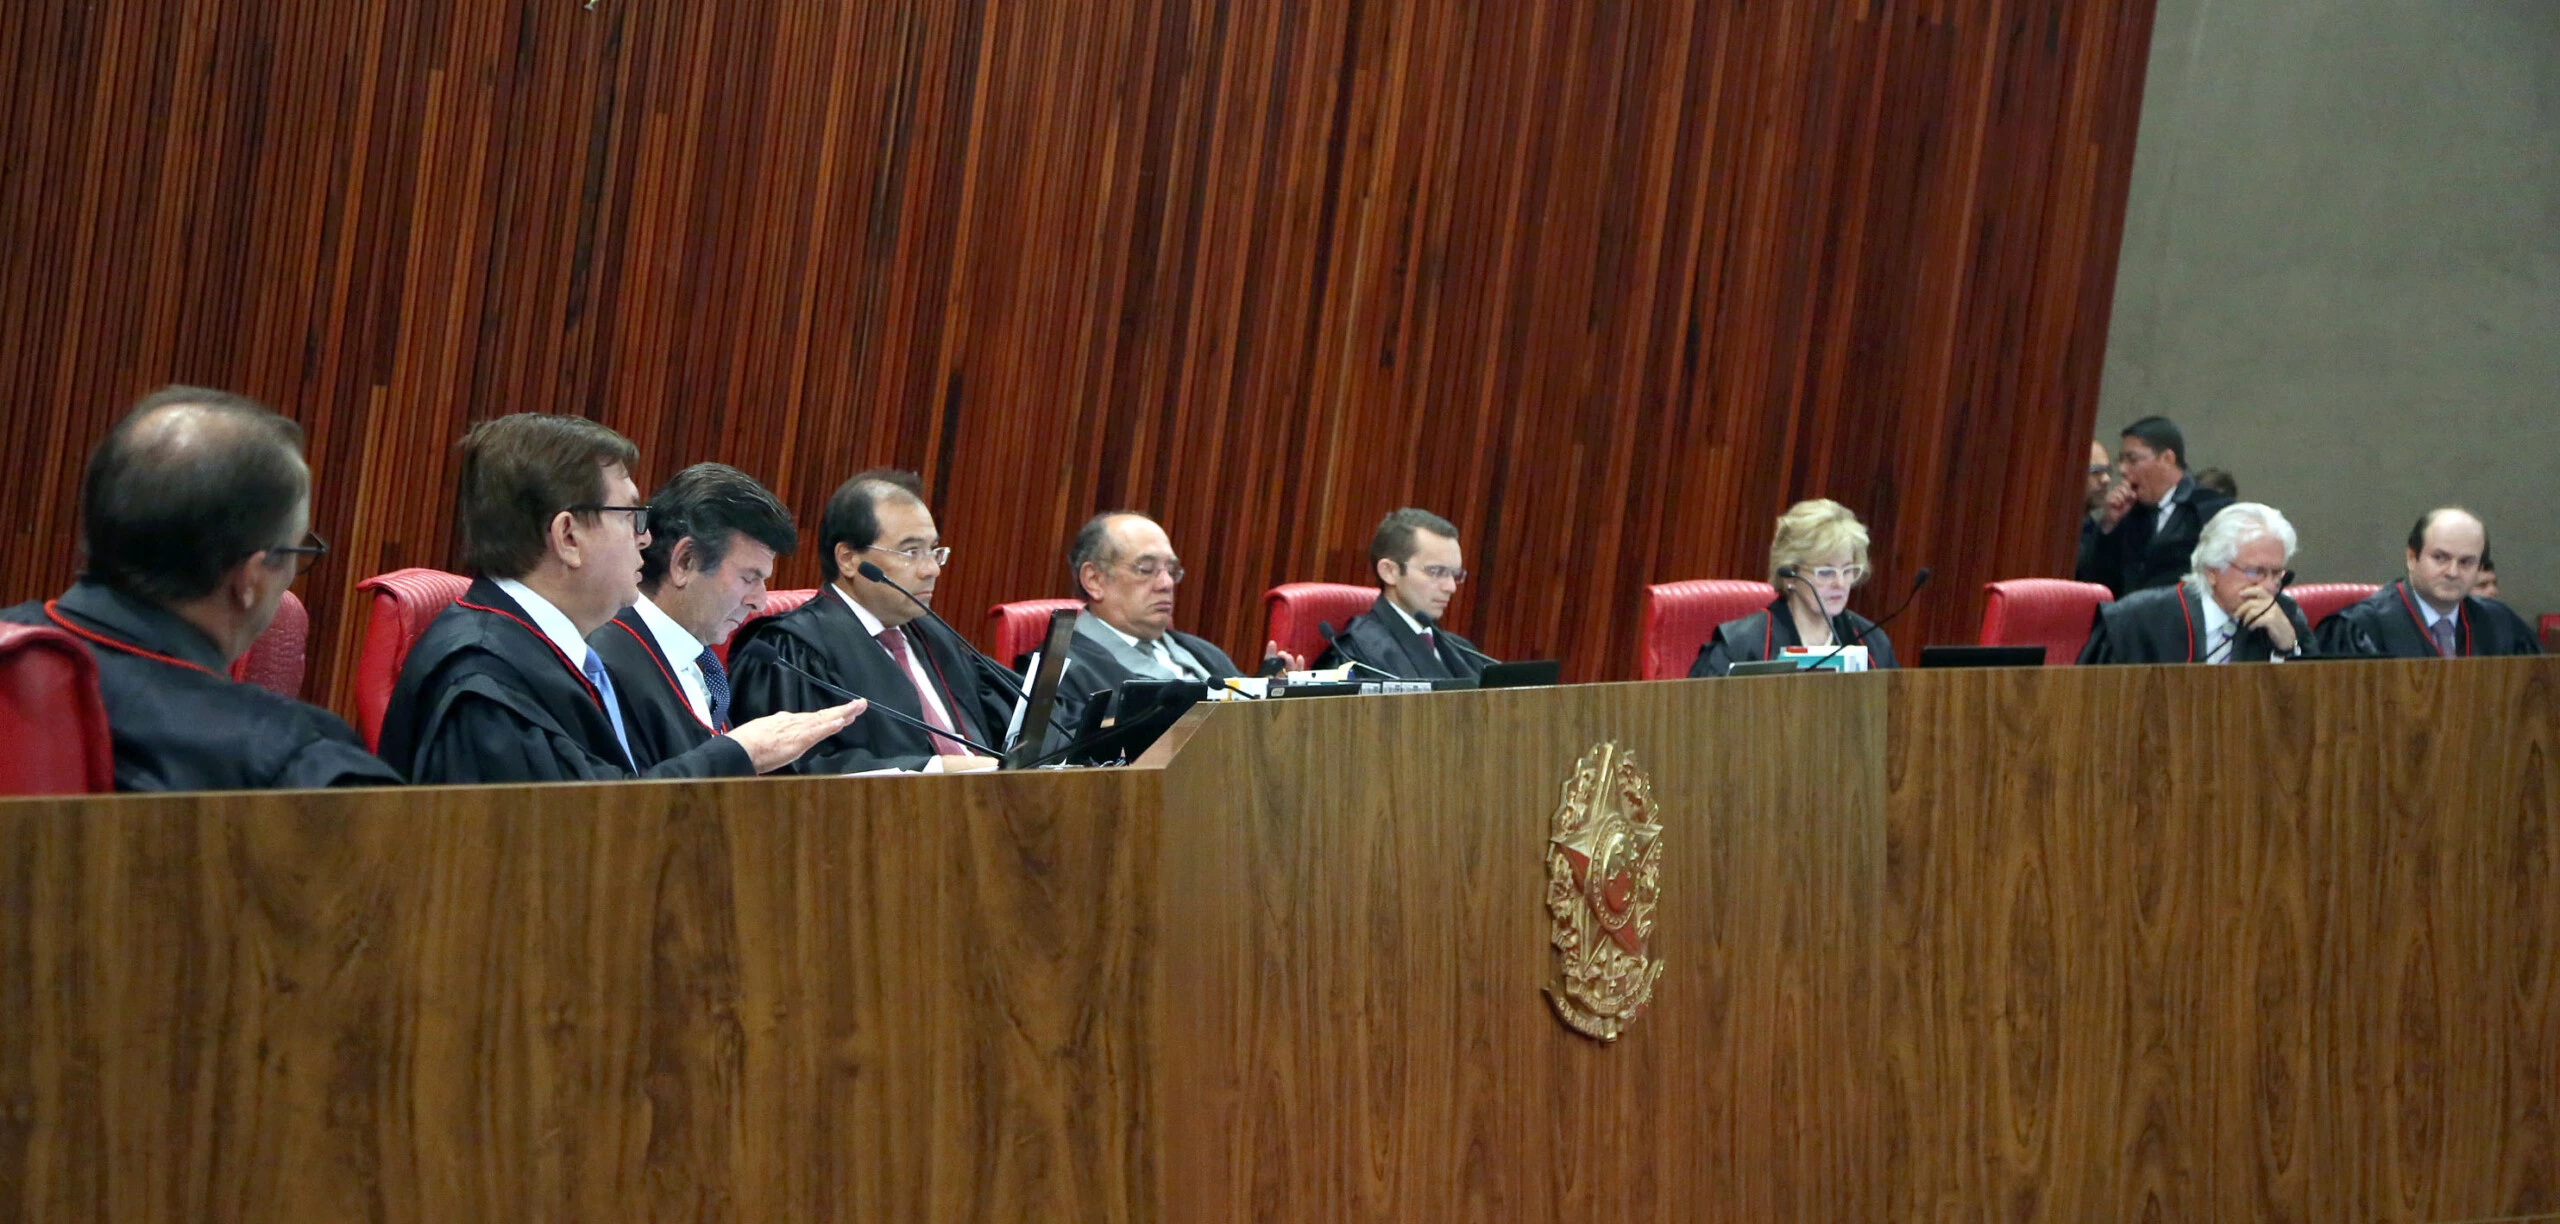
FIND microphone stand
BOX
[731,641,1005,758]
[1803,567,1933,672]
[853,561,1030,703]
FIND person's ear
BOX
[1376,557,1398,586]
[666,536,698,588]
[550,509,583,569]
[1077,562,1107,602]
[834,541,862,581]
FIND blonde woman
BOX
[1689,499,1900,677]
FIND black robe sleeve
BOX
[271,735,408,789]
[729,631,932,775]
[404,672,750,785]
[2076,605,2117,665]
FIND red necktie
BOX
[877,627,972,756]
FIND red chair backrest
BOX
[1638,580,1774,679]
[229,588,309,699]
[718,589,819,666]
[1263,583,1379,664]
[353,568,471,751]
[2542,613,2558,654]
[0,622,115,795]
[988,598,1086,666]
[2288,582,2379,628]
[1979,579,2117,665]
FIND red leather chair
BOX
[1264,583,1379,665]
[988,598,1086,667]
[717,588,819,666]
[229,588,309,698]
[2541,613,2558,654]
[2288,582,2378,628]
[1637,580,1773,679]
[0,622,115,795]
[1979,579,2116,665]
[353,568,471,750]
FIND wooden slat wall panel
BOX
[0,0,2156,710]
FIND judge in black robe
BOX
[1316,598,1491,680]
[2077,582,2314,664]
[1687,595,1899,677]
[727,586,1015,774]
[2075,475,2235,597]
[1048,610,1242,737]
[2312,580,2541,659]
[379,577,754,783]
[589,602,726,768]
[5,581,402,791]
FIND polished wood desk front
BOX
[3,659,2554,1222]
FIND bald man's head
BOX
[2404,506,2488,613]
[82,386,310,605]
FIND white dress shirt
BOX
[494,577,603,675]
[830,584,966,767]
[2198,588,2293,664]
[630,593,713,726]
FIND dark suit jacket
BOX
[1687,595,1898,677]
[2077,583,2313,665]
[1314,599,1490,680]
[2074,477,2236,597]
[1048,615,1241,738]
[2312,580,2542,659]
[589,603,724,770]
[4,582,403,792]
[378,576,753,784]
[727,587,1014,774]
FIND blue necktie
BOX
[581,649,637,769]
[697,646,731,730]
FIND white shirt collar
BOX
[830,582,891,638]
[1093,614,1149,651]
[631,593,707,669]
[493,576,601,672]
[2155,478,2184,521]
[2416,592,2458,630]
[1384,597,1430,638]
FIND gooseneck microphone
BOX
[2241,569,2301,653]
[1316,620,1404,680]
[1804,567,1932,672]
[730,639,1005,758]
[854,561,1031,702]
[1414,613,1500,667]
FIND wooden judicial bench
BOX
[3,659,2555,1222]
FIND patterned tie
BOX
[877,627,972,756]
[580,650,638,769]
[696,646,731,731]
[1150,638,1202,681]
[2207,623,2237,665]
[2430,615,2458,658]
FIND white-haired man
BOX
[2078,502,2314,664]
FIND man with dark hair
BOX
[1048,511,1292,733]
[3,386,401,790]
[588,463,800,767]
[2190,467,2239,499]
[727,469,1014,774]
[2075,416,2234,596]
[1316,508,1494,680]
[378,414,861,782]
[2313,507,2539,658]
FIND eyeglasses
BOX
[2086,464,2113,477]
[573,504,651,535]
[1397,562,1468,584]
[1800,564,1867,585]
[865,544,952,567]
[1120,558,1187,584]
[2229,565,2291,584]
[268,530,329,576]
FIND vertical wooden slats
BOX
[0,0,2155,712]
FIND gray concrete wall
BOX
[2101,0,2558,624]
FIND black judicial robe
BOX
[2311,580,2541,659]
[2074,478,2236,597]
[2076,583,2313,665]
[1687,595,1898,678]
[377,577,752,784]
[1049,620,1243,738]
[3,581,402,791]
[1314,598,1491,680]
[726,589,1014,774]
[588,605,725,770]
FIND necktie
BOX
[696,646,731,730]
[581,650,638,769]
[2430,615,2458,658]
[2207,623,2236,665]
[878,627,971,756]
[1151,638,1201,681]
[1418,628,1436,655]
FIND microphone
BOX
[1802,567,1932,672]
[2241,569,2301,651]
[853,561,1029,703]
[1316,620,1404,680]
[730,639,1005,758]
[1414,613,1500,667]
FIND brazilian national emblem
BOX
[1544,742,1663,1042]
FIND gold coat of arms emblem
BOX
[1544,742,1663,1042]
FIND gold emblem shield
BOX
[1544,742,1663,1042]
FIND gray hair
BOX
[2187,501,2298,587]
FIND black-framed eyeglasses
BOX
[269,530,329,576]
[864,544,952,567]
[573,504,651,535]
